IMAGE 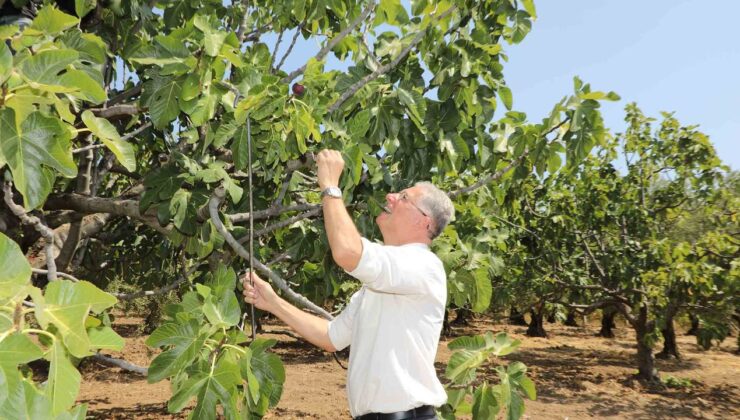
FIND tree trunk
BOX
[564,310,579,327]
[657,312,680,359]
[685,313,700,336]
[508,306,528,326]
[451,307,471,326]
[634,306,660,382]
[526,309,548,337]
[598,307,617,338]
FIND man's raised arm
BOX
[315,150,363,272]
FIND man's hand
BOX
[242,271,280,313]
[316,149,344,190]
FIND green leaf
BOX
[522,0,537,19]
[239,348,260,404]
[75,0,97,18]
[0,333,44,367]
[0,232,32,301]
[46,341,81,416]
[204,31,227,57]
[499,85,513,111]
[18,49,79,91]
[146,320,207,383]
[445,349,487,385]
[0,109,77,209]
[203,288,241,328]
[472,382,501,420]
[44,280,118,314]
[81,111,136,171]
[39,304,91,358]
[31,6,79,34]
[59,69,106,103]
[168,374,206,413]
[87,326,124,351]
[518,376,536,400]
[490,332,521,357]
[397,88,426,134]
[143,76,183,129]
[230,125,250,171]
[470,268,492,312]
[0,43,11,84]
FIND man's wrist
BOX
[321,186,342,199]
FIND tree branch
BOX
[449,152,526,199]
[107,84,142,106]
[90,104,141,119]
[31,268,80,282]
[248,206,322,240]
[3,182,58,281]
[209,187,332,319]
[44,194,171,235]
[282,1,377,84]
[275,22,305,73]
[91,353,148,376]
[270,28,285,72]
[448,117,571,198]
[328,4,458,113]
[579,237,609,281]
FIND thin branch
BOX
[489,213,540,239]
[579,237,608,281]
[108,164,142,180]
[250,207,322,239]
[73,143,104,154]
[228,203,319,223]
[107,84,142,106]
[31,268,80,282]
[121,121,153,141]
[270,29,285,73]
[449,152,525,199]
[328,4,458,113]
[275,22,305,73]
[72,121,152,154]
[209,187,332,319]
[282,1,377,84]
[448,117,571,198]
[3,182,58,281]
[91,353,148,376]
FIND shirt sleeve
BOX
[346,238,432,295]
[327,289,363,351]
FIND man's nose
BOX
[386,193,398,204]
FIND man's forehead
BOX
[403,185,424,198]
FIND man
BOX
[242,149,454,420]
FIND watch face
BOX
[323,187,342,198]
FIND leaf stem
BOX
[22,328,57,342]
[222,344,247,355]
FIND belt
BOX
[354,405,436,420]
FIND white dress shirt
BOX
[328,238,448,417]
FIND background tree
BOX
[527,105,732,382]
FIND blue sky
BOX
[503,0,739,170]
[269,0,739,169]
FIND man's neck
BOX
[383,234,432,247]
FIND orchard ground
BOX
[75,315,739,419]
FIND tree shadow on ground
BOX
[271,338,334,365]
[85,401,186,419]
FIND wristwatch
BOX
[321,186,342,199]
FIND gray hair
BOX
[415,181,455,239]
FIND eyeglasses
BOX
[398,191,429,217]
